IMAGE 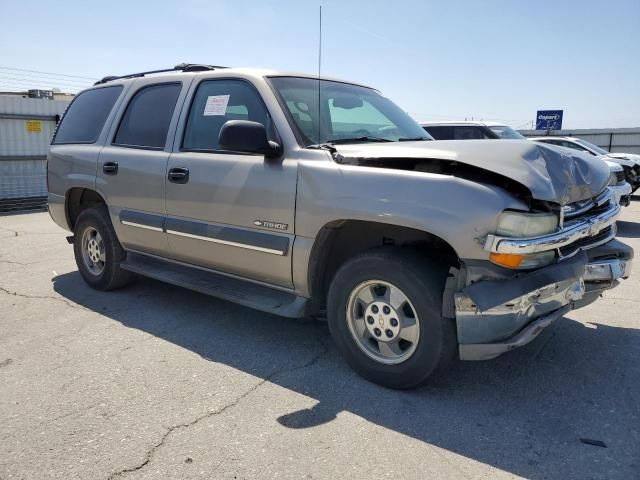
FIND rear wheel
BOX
[73,206,132,291]
[327,249,456,389]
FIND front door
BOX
[165,78,297,288]
[97,81,185,257]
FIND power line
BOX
[0,66,97,81]
[0,76,88,87]
[0,82,82,93]
[0,70,94,84]
[0,73,92,87]
[0,82,86,91]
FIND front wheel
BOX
[327,249,456,389]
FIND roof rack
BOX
[94,63,228,85]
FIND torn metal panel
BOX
[456,279,582,346]
[456,239,632,351]
[459,305,571,360]
[461,252,588,312]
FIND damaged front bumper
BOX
[609,181,632,207]
[457,240,633,360]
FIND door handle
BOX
[168,167,189,184]
[103,162,118,175]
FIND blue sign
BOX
[536,110,563,130]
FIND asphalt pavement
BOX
[1,203,639,479]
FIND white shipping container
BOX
[0,95,71,205]
[0,118,58,157]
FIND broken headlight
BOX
[490,211,559,269]
[495,211,558,238]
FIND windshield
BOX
[488,125,525,139]
[269,77,432,146]
[574,139,609,155]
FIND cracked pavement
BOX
[1,207,639,479]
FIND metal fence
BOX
[0,95,69,213]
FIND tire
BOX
[73,205,133,291]
[327,248,456,389]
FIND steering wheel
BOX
[352,129,371,137]
[378,125,400,136]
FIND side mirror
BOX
[218,120,282,158]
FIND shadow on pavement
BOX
[53,272,640,479]
[617,220,640,238]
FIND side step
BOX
[120,252,308,318]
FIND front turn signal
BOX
[489,252,525,268]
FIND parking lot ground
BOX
[1,203,639,480]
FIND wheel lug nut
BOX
[373,328,381,337]
[385,329,393,338]
[371,305,379,313]
[390,318,398,327]
[383,306,390,314]
[367,316,374,325]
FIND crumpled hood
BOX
[333,139,609,205]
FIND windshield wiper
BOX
[398,137,431,142]
[320,136,394,145]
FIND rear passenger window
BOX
[114,83,181,149]
[424,126,453,140]
[453,126,487,140]
[183,80,271,151]
[53,86,122,144]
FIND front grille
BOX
[559,225,615,257]
[563,189,611,223]
[559,189,617,258]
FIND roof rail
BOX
[94,63,229,85]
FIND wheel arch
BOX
[306,219,461,313]
[65,187,108,230]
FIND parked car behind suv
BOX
[421,120,526,140]
[602,160,632,206]
[47,64,633,388]
[531,136,640,193]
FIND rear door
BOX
[164,78,297,287]
[97,80,188,257]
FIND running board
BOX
[120,252,308,318]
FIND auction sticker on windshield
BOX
[204,95,230,116]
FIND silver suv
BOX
[47,64,633,388]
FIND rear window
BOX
[53,86,122,144]
[114,83,182,149]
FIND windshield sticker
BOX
[203,95,230,116]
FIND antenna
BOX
[317,5,322,144]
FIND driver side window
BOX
[183,79,272,151]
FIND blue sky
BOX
[1,0,639,128]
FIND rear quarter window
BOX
[53,86,123,144]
